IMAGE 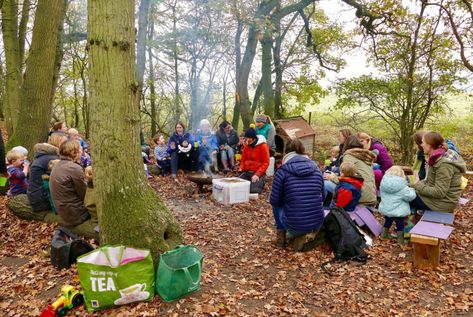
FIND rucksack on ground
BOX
[51,227,94,269]
[322,206,368,272]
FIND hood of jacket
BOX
[344,148,376,165]
[280,155,318,177]
[380,174,408,194]
[33,143,58,158]
[339,175,364,189]
[435,149,467,173]
[252,134,266,147]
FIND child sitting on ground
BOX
[154,135,170,176]
[6,150,29,196]
[324,146,340,172]
[331,162,363,212]
[42,159,60,212]
[379,165,416,244]
[84,166,98,223]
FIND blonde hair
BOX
[6,150,23,163]
[357,132,371,141]
[385,165,405,177]
[85,166,93,180]
[340,162,357,177]
[48,159,60,171]
[330,146,339,155]
[68,128,79,136]
[59,139,81,159]
[48,134,68,148]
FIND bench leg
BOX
[413,241,440,269]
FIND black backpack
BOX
[51,227,94,269]
[322,206,368,272]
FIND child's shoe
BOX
[396,231,405,244]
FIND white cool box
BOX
[212,177,251,205]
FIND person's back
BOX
[270,155,324,233]
[379,174,415,218]
[342,148,377,206]
[28,143,60,211]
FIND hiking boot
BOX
[381,227,390,239]
[275,230,286,248]
[397,231,405,244]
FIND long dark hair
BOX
[285,138,306,155]
[344,135,364,151]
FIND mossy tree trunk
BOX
[7,0,66,152]
[87,0,182,260]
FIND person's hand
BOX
[170,142,176,150]
[23,160,30,167]
[251,174,259,183]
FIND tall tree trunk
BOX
[231,19,243,129]
[261,30,274,118]
[18,0,30,69]
[136,0,151,107]
[7,0,66,152]
[88,0,182,260]
[1,0,22,136]
[172,1,181,123]
[80,62,90,138]
[148,12,157,137]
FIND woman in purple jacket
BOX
[357,132,393,188]
[270,139,325,252]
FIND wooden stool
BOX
[411,234,440,269]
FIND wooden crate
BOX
[411,234,440,269]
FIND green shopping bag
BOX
[0,176,7,187]
[77,245,155,311]
[156,245,203,302]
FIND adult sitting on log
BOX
[238,128,270,194]
[324,135,377,206]
[27,134,68,211]
[270,139,325,251]
[410,131,466,213]
[216,120,239,172]
[50,139,90,227]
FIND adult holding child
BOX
[324,135,377,206]
[239,128,270,194]
[27,133,68,211]
[50,139,89,226]
[168,122,197,179]
[270,139,325,251]
[410,131,466,213]
[216,120,239,172]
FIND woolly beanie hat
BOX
[244,128,257,139]
[255,114,267,123]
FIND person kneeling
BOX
[270,139,325,251]
[238,128,270,194]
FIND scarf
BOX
[427,148,446,166]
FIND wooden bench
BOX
[409,211,454,269]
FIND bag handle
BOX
[183,261,202,291]
[102,245,126,268]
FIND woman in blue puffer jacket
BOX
[379,166,416,244]
[270,138,325,251]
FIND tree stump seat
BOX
[7,194,99,239]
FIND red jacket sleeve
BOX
[335,188,353,208]
[240,145,248,171]
[255,143,270,177]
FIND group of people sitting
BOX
[270,129,466,251]
[4,122,96,228]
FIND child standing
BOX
[154,135,170,176]
[6,150,29,196]
[331,162,364,212]
[379,166,416,244]
[84,166,98,223]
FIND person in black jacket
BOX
[0,129,7,175]
[215,121,239,172]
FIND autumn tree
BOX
[87,0,182,259]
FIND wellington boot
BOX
[275,230,286,249]
[380,227,390,239]
[397,231,405,244]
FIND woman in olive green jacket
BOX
[411,132,466,212]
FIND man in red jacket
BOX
[239,128,270,193]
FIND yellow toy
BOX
[39,285,84,317]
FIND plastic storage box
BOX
[212,178,250,204]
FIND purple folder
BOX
[347,211,364,227]
[352,205,383,236]
[410,221,454,240]
[421,210,454,225]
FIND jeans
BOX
[409,194,431,210]
[272,206,306,236]
[220,148,235,161]
[239,172,266,193]
[384,216,404,232]
[157,159,169,176]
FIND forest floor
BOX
[1,173,472,316]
